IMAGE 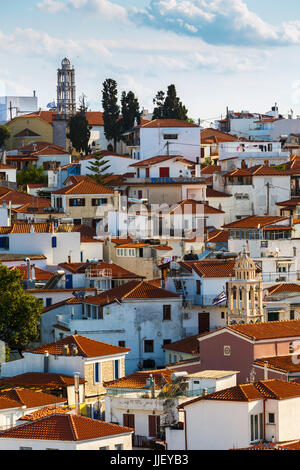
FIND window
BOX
[114,360,120,380]
[148,415,161,438]
[290,310,295,321]
[163,305,171,321]
[0,236,9,250]
[123,414,135,429]
[115,444,124,450]
[250,413,264,442]
[97,306,103,320]
[163,134,178,140]
[46,298,52,307]
[289,342,294,354]
[52,236,57,248]
[99,446,109,450]
[221,312,225,319]
[94,362,102,384]
[163,339,171,346]
[118,341,126,347]
[268,413,275,424]
[144,340,154,353]
[116,248,136,257]
[224,345,231,356]
[69,198,85,207]
[92,198,108,206]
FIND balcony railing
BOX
[85,268,112,279]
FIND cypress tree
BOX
[102,79,122,151]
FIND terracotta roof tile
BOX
[163,335,200,354]
[59,261,143,279]
[181,259,236,278]
[179,380,300,407]
[225,319,300,341]
[130,155,189,167]
[26,335,130,358]
[0,388,66,409]
[0,373,86,389]
[223,215,288,229]
[201,128,237,143]
[53,180,114,195]
[0,414,133,441]
[267,283,300,295]
[206,188,232,198]
[169,199,224,215]
[19,406,72,422]
[83,280,179,306]
[254,356,300,373]
[104,369,174,390]
[9,265,53,281]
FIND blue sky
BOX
[1,0,300,123]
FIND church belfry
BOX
[227,248,264,324]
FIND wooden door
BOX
[198,312,210,334]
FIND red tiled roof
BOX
[9,222,53,234]
[42,297,82,314]
[178,380,300,407]
[59,261,144,279]
[0,388,66,409]
[223,216,288,229]
[267,283,300,295]
[9,265,53,281]
[104,369,174,390]
[0,414,133,441]
[276,197,300,207]
[201,165,221,175]
[19,406,72,422]
[83,280,180,306]
[254,356,300,374]
[71,225,101,243]
[201,128,237,143]
[130,155,190,167]
[0,187,51,208]
[224,319,300,341]
[181,259,236,278]
[206,229,229,243]
[163,335,200,354]
[206,188,232,198]
[53,179,114,195]
[169,199,224,215]
[0,373,85,389]
[26,335,130,357]
[141,119,199,128]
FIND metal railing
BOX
[85,268,113,279]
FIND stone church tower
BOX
[227,248,264,325]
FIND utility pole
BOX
[266,182,270,216]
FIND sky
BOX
[1,0,300,124]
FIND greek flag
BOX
[212,291,227,306]
[47,101,56,108]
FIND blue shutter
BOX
[114,360,119,380]
[52,236,57,248]
[65,275,73,289]
[95,363,99,383]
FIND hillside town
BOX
[2,51,300,453]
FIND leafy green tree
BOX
[102,79,122,151]
[0,125,10,148]
[67,95,91,155]
[163,84,188,121]
[0,265,43,355]
[86,155,112,186]
[121,91,140,132]
[152,90,165,120]
[17,165,48,188]
[152,85,188,121]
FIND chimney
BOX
[264,361,268,380]
[44,351,49,373]
[203,388,208,396]
[31,264,36,281]
[25,257,32,281]
[74,372,80,416]
[63,344,70,356]
[241,160,246,169]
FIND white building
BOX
[0,93,38,125]
[219,141,290,169]
[0,388,67,431]
[0,413,133,450]
[43,280,184,374]
[166,379,300,450]
[123,119,201,162]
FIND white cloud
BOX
[37,0,127,21]
[131,0,300,47]
[0,28,110,57]
[37,0,65,13]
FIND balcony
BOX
[125,176,205,184]
[85,268,112,279]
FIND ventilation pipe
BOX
[264,361,268,380]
